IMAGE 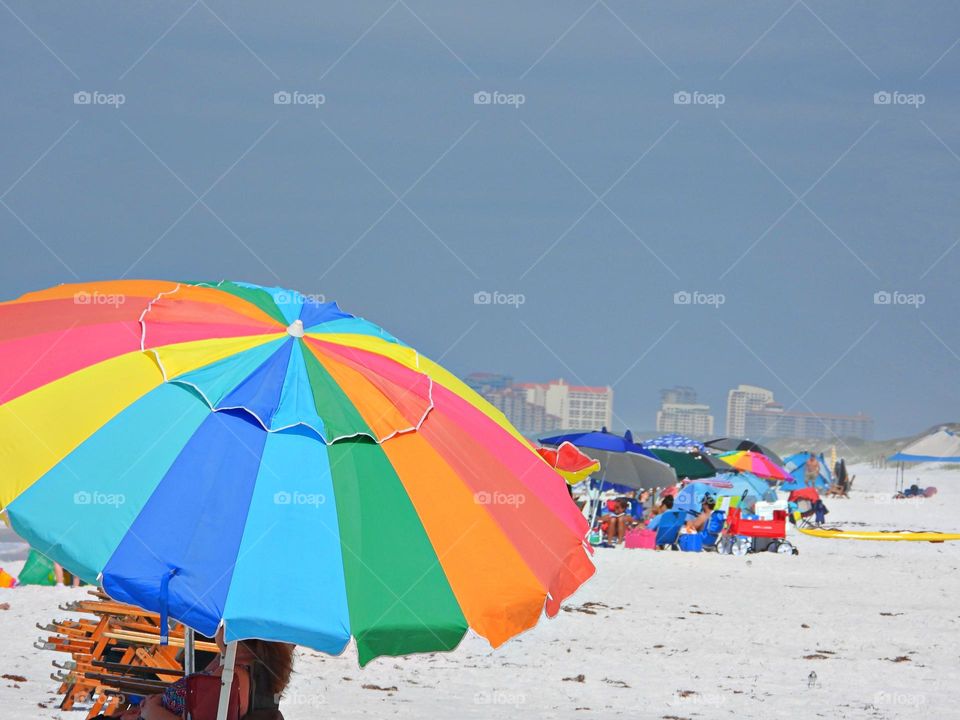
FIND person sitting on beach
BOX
[682,495,715,534]
[637,489,652,517]
[649,494,674,519]
[601,498,633,545]
[92,627,295,720]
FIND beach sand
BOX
[1,463,958,719]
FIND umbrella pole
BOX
[216,641,238,720]
[184,627,196,676]
[588,472,606,532]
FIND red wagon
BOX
[723,507,796,555]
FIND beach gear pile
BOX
[560,433,827,556]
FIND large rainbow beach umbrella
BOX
[0,280,594,665]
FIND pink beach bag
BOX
[624,528,656,549]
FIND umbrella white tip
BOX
[286,319,305,337]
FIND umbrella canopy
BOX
[716,450,790,481]
[674,482,720,514]
[642,433,706,452]
[704,437,784,466]
[540,429,675,490]
[540,428,657,459]
[699,472,776,503]
[0,280,594,665]
[536,442,600,485]
[648,448,733,479]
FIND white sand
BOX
[2,463,958,719]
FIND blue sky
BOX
[2,1,959,438]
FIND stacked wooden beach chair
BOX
[37,590,217,718]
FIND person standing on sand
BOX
[53,562,80,587]
[804,453,819,488]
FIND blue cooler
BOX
[679,534,703,552]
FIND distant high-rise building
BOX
[464,372,513,395]
[466,375,611,434]
[659,385,699,405]
[744,404,873,440]
[516,379,613,432]
[725,384,775,436]
[484,387,561,436]
[656,386,714,437]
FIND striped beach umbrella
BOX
[716,450,790,481]
[0,280,594,665]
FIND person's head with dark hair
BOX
[241,639,296,697]
[662,495,674,510]
[214,629,296,698]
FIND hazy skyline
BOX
[2,2,959,440]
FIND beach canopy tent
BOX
[648,448,733,479]
[705,437,784,466]
[888,428,960,463]
[781,452,832,490]
[642,433,706,452]
[888,427,960,491]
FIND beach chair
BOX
[37,592,219,718]
[698,510,726,551]
[787,488,821,529]
[653,509,686,549]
